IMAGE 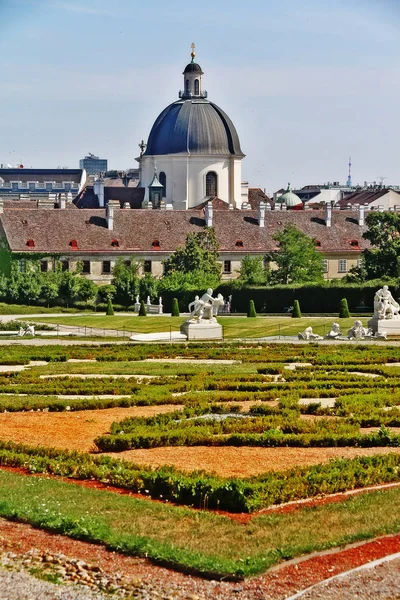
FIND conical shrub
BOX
[292,300,302,318]
[171,297,180,317]
[106,297,114,316]
[339,297,350,318]
[138,300,147,316]
[247,299,257,318]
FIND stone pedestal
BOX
[180,321,222,341]
[368,317,400,337]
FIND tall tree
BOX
[360,212,400,279]
[266,224,324,284]
[163,229,220,279]
[112,259,140,306]
[238,255,267,286]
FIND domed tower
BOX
[138,45,245,209]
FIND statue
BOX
[347,320,371,340]
[325,322,342,339]
[374,285,400,320]
[188,289,224,323]
[146,296,151,305]
[298,326,323,341]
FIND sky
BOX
[0,0,399,194]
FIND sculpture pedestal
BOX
[368,317,400,337]
[180,321,222,341]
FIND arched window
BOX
[194,79,199,95]
[159,171,166,198]
[185,79,190,94]
[206,171,218,197]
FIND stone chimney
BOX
[325,203,332,227]
[106,202,115,230]
[59,194,66,210]
[0,198,3,214]
[265,202,271,211]
[358,204,365,226]
[94,176,105,208]
[258,201,265,227]
[205,202,213,227]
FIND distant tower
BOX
[346,156,352,188]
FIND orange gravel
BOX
[108,446,400,477]
[0,405,183,452]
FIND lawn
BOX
[27,315,365,339]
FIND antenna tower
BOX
[346,156,352,188]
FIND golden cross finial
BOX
[190,42,195,61]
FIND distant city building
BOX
[0,168,86,199]
[79,154,107,176]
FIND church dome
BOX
[276,183,302,207]
[144,100,244,157]
[183,62,203,74]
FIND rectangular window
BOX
[61,260,69,271]
[124,260,131,268]
[144,260,152,273]
[11,181,19,190]
[28,182,36,190]
[40,260,48,272]
[322,259,328,273]
[63,182,72,191]
[102,260,111,274]
[18,259,26,273]
[223,260,231,274]
[45,182,53,191]
[338,259,347,273]
[82,260,91,274]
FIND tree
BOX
[171,297,180,316]
[266,224,324,285]
[247,299,257,317]
[112,259,140,306]
[58,269,81,307]
[77,277,97,305]
[139,273,158,303]
[292,300,302,318]
[238,256,267,286]
[359,212,400,279]
[106,297,114,316]
[138,300,147,316]
[163,228,221,281]
[339,297,350,318]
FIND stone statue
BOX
[298,326,323,341]
[146,296,151,305]
[325,322,342,339]
[374,285,400,320]
[188,288,224,323]
[347,320,371,340]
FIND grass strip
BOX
[2,469,400,577]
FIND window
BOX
[40,260,48,272]
[81,260,91,274]
[223,260,231,274]
[64,182,71,191]
[350,239,359,247]
[69,239,78,249]
[152,239,160,250]
[111,239,119,247]
[235,240,244,248]
[159,172,166,198]
[61,260,69,271]
[194,79,199,95]
[18,259,26,273]
[45,182,53,191]
[185,79,190,94]
[338,259,347,273]
[11,181,19,190]
[315,240,321,247]
[144,260,152,273]
[28,182,36,191]
[102,260,111,274]
[124,260,131,267]
[26,239,35,248]
[205,171,217,197]
[322,259,328,273]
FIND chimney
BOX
[258,201,265,227]
[265,202,271,211]
[106,203,114,230]
[325,203,332,227]
[205,202,213,227]
[281,202,287,211]
[94,176,105,208]
[59,194,66,210]
[0,198,3,214]
[358,204,365,226]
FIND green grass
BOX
[1,469,400,577]
[0,303,90,315]
[28,315,364,339]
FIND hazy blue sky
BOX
[1,0,399,194]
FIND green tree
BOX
[138,300,147,316]
[139,273,158,303]
[163,228,221,280]
[292,299,302,318]
[238,256,267,286]
[266,224,324,284]
[106,297,114,316]
[171,297,180,316]
[112,259,140,306]
[339,297,350,318]
[77,277,98,305]
[247,299,257,317]
[360,212,400,279]
[58,269,81,307]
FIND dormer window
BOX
[235,240,244,248]
[350,239,359,247]
[26,239,35,248]
[152,239,160,250]
[315,240,321,247]
[111,239,119,247]
[69,239,78,249]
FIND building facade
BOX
[79,154,108,176]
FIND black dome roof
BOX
[183,62,203,74]
[144,99,244,156]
